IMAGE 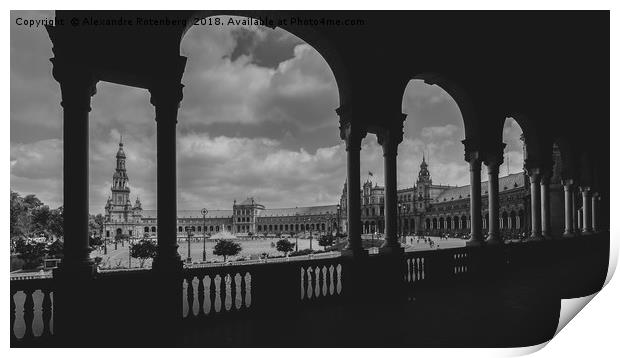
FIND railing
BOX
[181,256,345,320]
[403,246,475,289]
[10,234,605,346]
[10,277,54,346]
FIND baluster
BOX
[197,274,205,316]
[306,267,313,299]
[300,267,306,300]
[204,275,212,315]
[245,273,252,308]
[321,266,327,297]
[407,259,412,282]
[421,258,425,280]
[240,272,246,309]
[10,288,17,341]
[187,277,195,318]
[41,288,52,337]
[220,274,228,312]
[418,258,422,280]
[336,264,342,294]
[329,265,335,295]
[210,275,218,314]
[230,273,238,311]
[49,291,54,336]
[23,288,35,340]
[315,267,321,298]
[181,279,188,318]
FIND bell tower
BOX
[111,137,130,206]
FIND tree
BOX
[212,239,242,262]
[10,191,31,239]
[318,235,335,250]
[129,240,158,268]
[14,238,47,269]
[276,239,295,256]
[89,213,105,239]
[48,206,64,239]
[89,236,103,247]
[47,239,64,259]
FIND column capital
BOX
[483,145,505,174]
[562,178,575,187]
[149,82,184,111]
[377,117,405,156]
[50,57,98,112]
[525,166,542,181]
[540,171,552,185]
[463,149,482,167]
[338,111,367,152]
[579,186,591,194]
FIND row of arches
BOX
[424,210,527,231]
[257,222,333,234]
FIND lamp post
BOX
[103,235,107,255]
[201,208,208,262]
[398,203,402,243]
[336,204,341,237]
[309,218,313,251]
[295,213,299,251]
[187,228,193,263]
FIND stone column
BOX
[463,146,483,246]
[527,168,543,240]
[484,147,504,245]
[52,60,97,276]
[150,82,184,271]
[578,208,583,230]
[572,190,579,234]
[339,118,367,257]
[562,179,575,237]
[540,172,552,238]
[49,58,100,344]
[580,187,592,233]
[378,121,404,254]
[591,192,599,232]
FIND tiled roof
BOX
[434,172,526,202]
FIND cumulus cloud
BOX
[179,23,338,133]
[421,124,459,140]
[12,14,527,216]
[176,133,347,210]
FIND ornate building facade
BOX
[339,154,544,238]
[103,141,339,240]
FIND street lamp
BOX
[336,204,341,237]
[398,203,402,243]
[187,228,193,263]
[201,208,208,262]
[295,213,299,252]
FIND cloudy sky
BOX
[10,11,523,214]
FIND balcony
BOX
[10,234,608,347]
